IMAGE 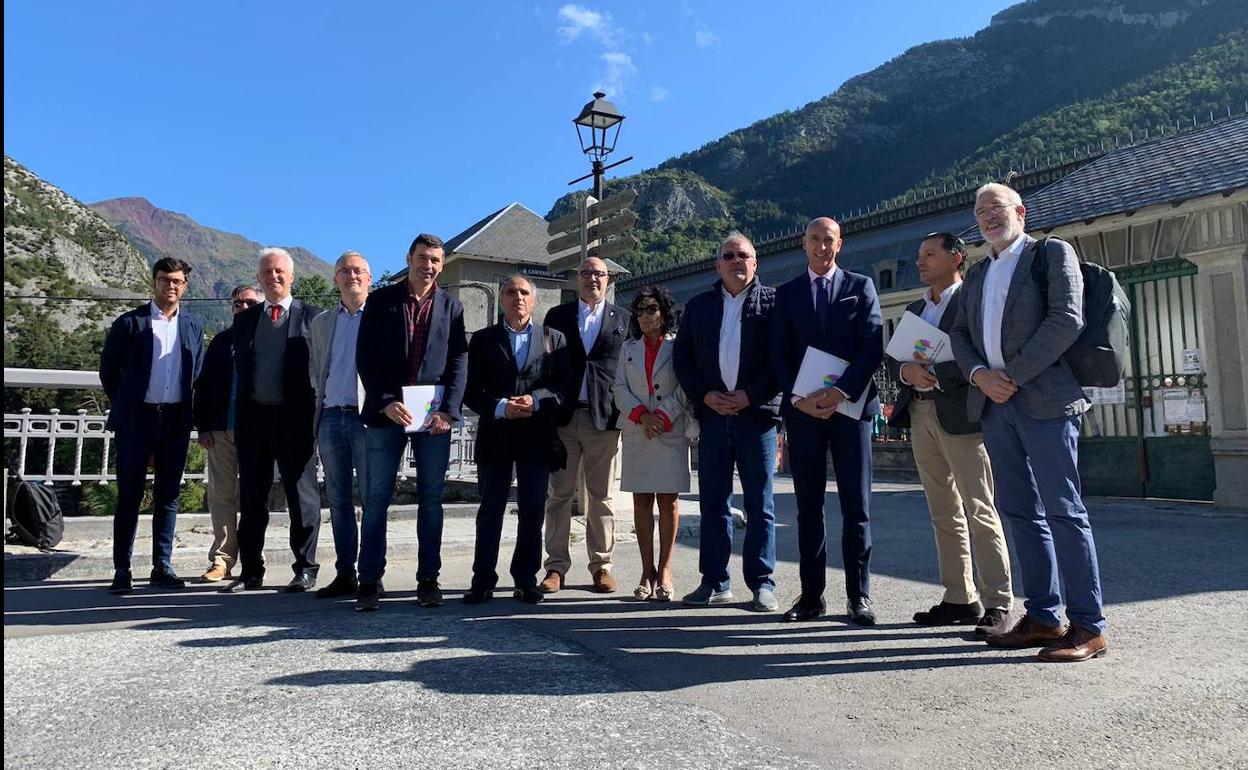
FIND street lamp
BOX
[569,91,632,200]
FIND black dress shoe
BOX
[148,569,187,590]
[315,573,359,599]
[781,597,826,622]
[913,600,983,626]
[285,572,317,593]
[462,587,493,605]
[220,576,264,593]
[974,607,1011,639]
[847,596,877,626]
[513,586,544,605]
[416,578,444,607]
[107,571,133,595]
[355,582,382,612]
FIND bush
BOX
[77,480,207,515]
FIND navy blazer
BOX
[543,300,630,430]
[355,281,469,428]
[231,298,323,444]
[99,303,205,433]
[771,269,884,421]
[193,326,236,433]
[672,278,781,424]
[463,322,574,470]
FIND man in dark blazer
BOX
[950,183,1107,662]
[672,232,783,612]
[192,284,261,583]
[771,217,884,625]
[463,276,573,605]
[99,257,205,594]
[539,257,630,594]
[353,234,468,612]
[221,247,325,594]
[886,233,1011,636]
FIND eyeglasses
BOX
[719,251,753,262]
[579,270,609,279]
[155,276,187,287]
[232,299,260,309]
[336,266,368,276]
[974,202,1015,218]
[637,304,662,316]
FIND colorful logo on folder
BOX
[822,373,840,388]
[913,338,935,362]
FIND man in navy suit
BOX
[99,257,205,594]
[771,217,884,625]
[354,233,469,612]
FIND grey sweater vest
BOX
[251,314,289,405]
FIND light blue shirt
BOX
[324,302,364,408]
[494,320,541,419]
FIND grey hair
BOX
[334,250,371,273]
[974,182,1023,207]
[257,246,294,270]
[502,274,536,294]
[719,230,755,253]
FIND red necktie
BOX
[270,305,281,323]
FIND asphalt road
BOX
[5,479,1247,769]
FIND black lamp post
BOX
[570,91,632,200]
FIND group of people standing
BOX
[98,181,1108,663]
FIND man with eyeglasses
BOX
[885,233,1012,637]
[772,217,884,626]
[673,232,783,612]
[950,183,1107,662]
[100,257,206,594]
[539,257,631,594]
[223,247,326,594]
[192,284,261,583]
[307,251,372,602]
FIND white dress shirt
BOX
[808,266,840,307]
[145,301,182,404]
[264,294,294,323]
[718,287,749,391]
[577,299,605,402]
[902,281,964,392]
[980,234,1027,371]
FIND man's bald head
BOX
[577,256,610,305]
[803,217,843,274]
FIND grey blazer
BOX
[886,290,979,435]
[950,236,1089,422]
[308,306,366,437]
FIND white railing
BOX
[2,368,476,486]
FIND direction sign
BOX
[546,230,584,255]
[591,209,638,240]
[594,234,640,260]
[586,189,637,221]
[546,208,584,237]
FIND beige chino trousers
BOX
[203,429,240,570]
[909,400,1013,610]
[543,409,621,577]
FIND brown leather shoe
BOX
[985,614,1067,648]
[198,564,230,583]
[538,571,564,594]
[591,569,617,594]
[1038,625,1108,662]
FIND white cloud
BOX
[557,4,615,46]
[642,31,654,45]
[695,24,720,48]
[595,51,638,99]
[650,86,670,102]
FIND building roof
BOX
[971,115,1248,238]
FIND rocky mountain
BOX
[89,196,332,327]
[548,0,1247,274]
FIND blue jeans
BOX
[981,399,1105,634]
[359,424,451,583]
[317,407,369,577]
[696,413,777,592]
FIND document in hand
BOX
[885,311,955,364]
[793,346,866,420]
[401,385,446,433]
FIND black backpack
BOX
[1031,237,1131,388]
[6,479,65,550]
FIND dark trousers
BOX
[787,411,873,602]
[236,404,321,579]
[113,404,191,573]
[471,456,549,593]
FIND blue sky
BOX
[4,1,1015,279]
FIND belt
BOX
[141,402,184,412]
[323,405,359,413]
[576,401,591,409]
[911,390,938,401]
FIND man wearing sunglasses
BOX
[192,284,261,583]
[673,232,783,612]
[539,257,631,595]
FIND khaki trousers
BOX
[909,400,1012,610]
[204,429,240,570]
[543,409,620,576]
